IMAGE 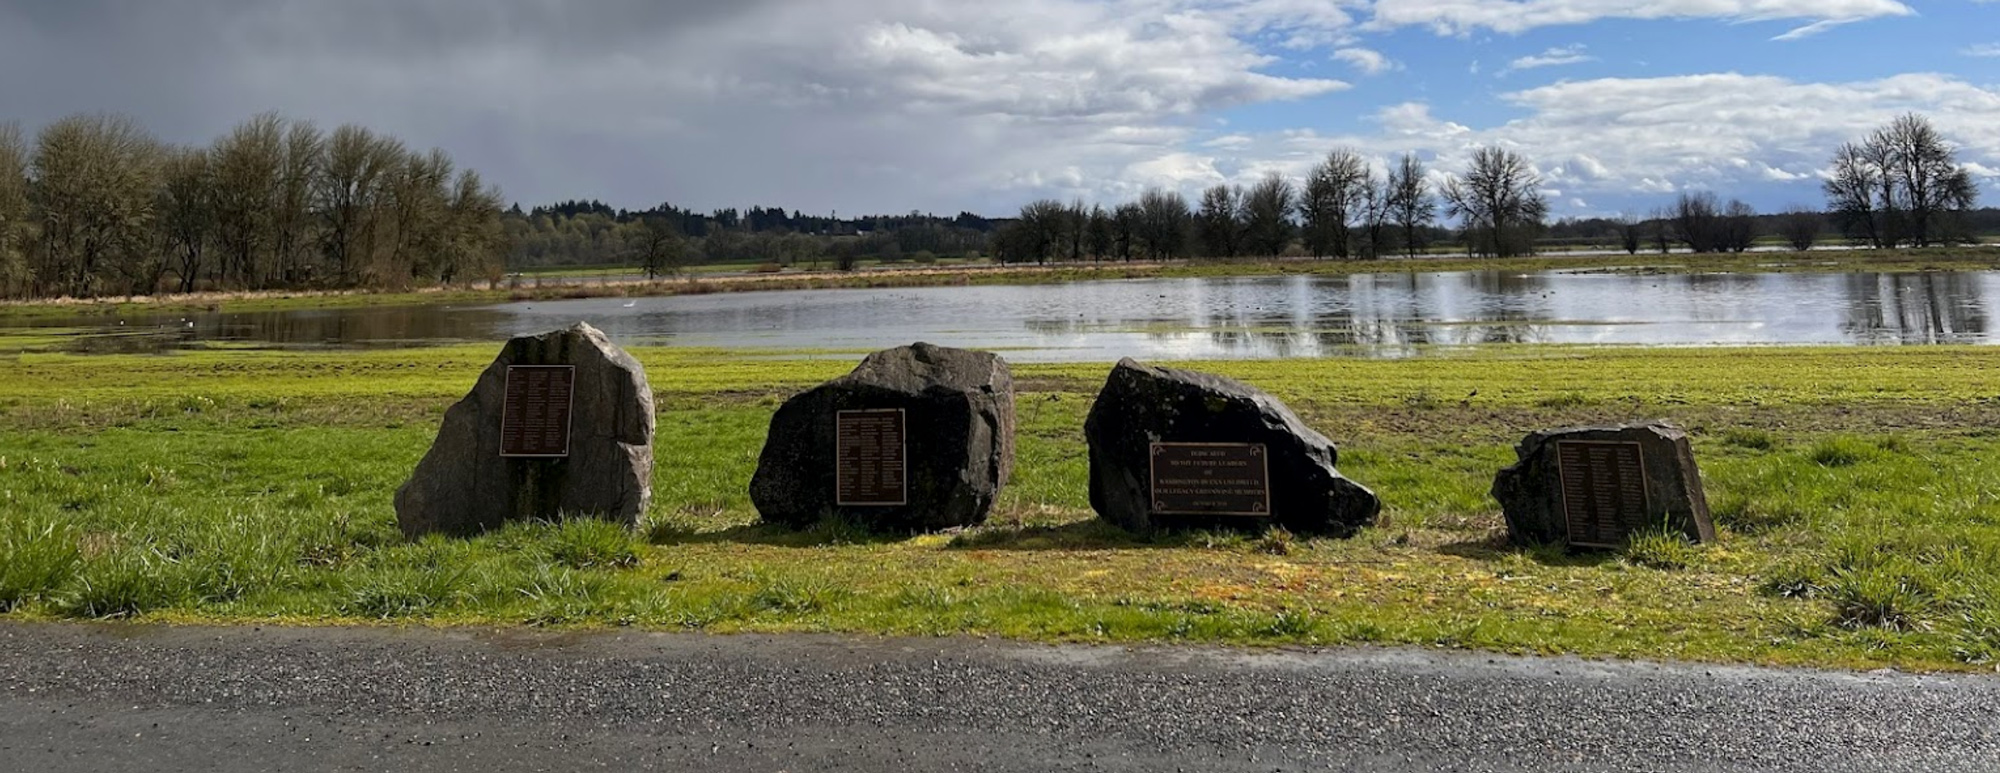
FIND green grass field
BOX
[4,343,2000,671]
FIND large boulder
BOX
[1084,359,1380,536]
[1491,421,1715,549]
[395,322,654,538]
[750,343,1015,532]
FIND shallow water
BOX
[12,270,1996,361]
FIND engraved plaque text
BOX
[1149,442,1271,516]
[500,365,576,458]
[836,409,907,506]
[1556,440,1650,548]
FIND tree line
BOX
[504,206,995,276]
[0,112,506,299]
[995,145,1552,264]
[991,113,1984,265]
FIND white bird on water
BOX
[622,300,637,308]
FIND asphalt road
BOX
[1,622,1996,772]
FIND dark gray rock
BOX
[395,322,654,538]
[750,343,1015,531]
[1491,421,1715,549]
[1083,358,1380,536]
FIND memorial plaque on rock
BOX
[836,409,908,506]
[1084,359,1379,536]
[1150,442,1270,516]
[1491,422,1715,549]
[501,365,576,458]
[394,322,654,538]
[750,343,1016,532]
[1556,440,1649,548]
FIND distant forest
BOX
[504,200,998,273]
[0,112,506,300]
[503,198,2000,273]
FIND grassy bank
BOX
[4,246,1997,320]
[4,344,2000,671]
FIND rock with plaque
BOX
[1084,359,1380,536]
[395,322,655,538]
[750,343,1015,532]
[1491,421,1715,549]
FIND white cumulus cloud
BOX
[1333,47,1400,75]
[1366,0,1914,37]
[1501,45,1594,74]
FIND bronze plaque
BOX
[500,365,576,458]
[1556,440,1651,548]
[836,409,907,506]
[1149,442,1271,516]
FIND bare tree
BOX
[1648,207,1673,254]
[1196,184,1242,258]
[30,114,163,297]
[0,123,29,295]
[1112,202,1142,261]
[1385,154,1434,257]
[316,125,401,285]
[440,169,504,283]
[636,215,686,280]
[1136,188,1191,260]
[1084,204,1112,262]
[1063,199,1088,262]
[1359,176,1392,259]
[1875,114,1977,246]
[1240,172,1294,257]
[157,147,216,293]
[1671,191,1724,253]
[1615,214,1643,255]
[1721,199,1757,253]
[1824,114,1978,248]
[1013,199,1068,265]
[1777,207,1823,252]
[1824,142,1883,248]
[273,121,322,285]
[210,113,283,288]
[386,147,454,285]
[1301,149,1370,259]
[1441,147,1547,258]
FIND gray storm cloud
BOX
[0,0,1990,218]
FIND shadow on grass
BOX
[942,519,1163,551]
[646,517,916,548]
[1436,531,1619,568]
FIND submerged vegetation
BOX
[3,344,2000,671]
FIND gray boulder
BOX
[1491,421,1715,549]
[750,343,1015,532]
[395,322,654,538]
[1084,358,1380,536]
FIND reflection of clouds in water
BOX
[33,269,2000,360]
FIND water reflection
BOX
[10,269,2000,361]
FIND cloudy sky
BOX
[2,0,1997,219]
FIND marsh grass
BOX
[5,345,2000,670]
